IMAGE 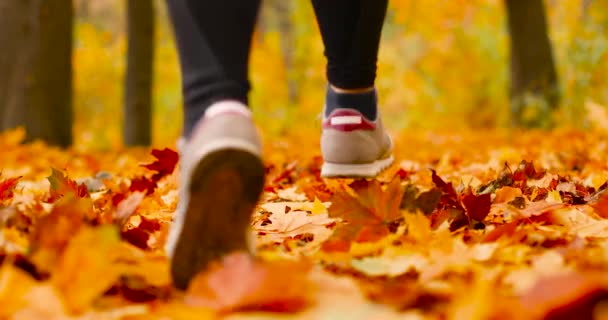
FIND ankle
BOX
[325,85,378,120]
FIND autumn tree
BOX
[505,0,559,128]
[124,0,155,146]
[0,0,74,146]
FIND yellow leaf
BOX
[52,225,122,314]
[311,197,328,215]
[546,190,562,204]
[0,264,36,318]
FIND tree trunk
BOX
[0,0,73,146]
[273,0,298,104]
[505,0,559,128]
[124,0,155,146]
[259,0,297,104]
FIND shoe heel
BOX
[170,149,265,290]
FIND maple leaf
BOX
[141,148,179,182]
[128,177,156,195]
[513,160,546,181]
[51,225,122,314]
[0,176,21,201]
[185,252,313,312]
[482,220,520,243]
[460,188,491,221]
[121,216,163,250]
[322,177,404,252]
[592,192,608,218]
[30,194,94,255]
[494,186,523,203]
[124,148,178,196]
[47,168,89,202]
[431,170,461,210]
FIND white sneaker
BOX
[165,101,265,290]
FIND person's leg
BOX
[311,0,388,92]
[167,0,260,138]
[165,0,265,290]
[311,0,394,178]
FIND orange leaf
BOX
[520,272,608,320]
[185,252,313,313]
[0,176,21,201]
[592,193,608,218]
[494,186,523,203]
[47,168,89,202]
[322,177,404,252]
[482,220,519,243]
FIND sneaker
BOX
[320,100,394,178]
[165,101,265,290]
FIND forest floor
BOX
[1,127,608,320]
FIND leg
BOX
[311,0,388,91]
[311,0,393,178]
[167,0,260,138]
[165,0,265,290]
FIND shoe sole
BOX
[170,149,265,290]
[321,155,394,178]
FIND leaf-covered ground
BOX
[1,127,608,319]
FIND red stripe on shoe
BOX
[323,109,376,131]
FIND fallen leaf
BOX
[185,252,313,312]
[141,148,179,182]
[461,188,491,221]
[322,177,404,252]
[520,272,608,320]
[494,186,522,203]
[52,225,122,314]
[0,176,21,201]
[592,193,608,218]
[47,168,90,202]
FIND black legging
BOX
[166,0,388,137]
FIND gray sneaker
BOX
[165,101,265,290]
[321,107,394,178]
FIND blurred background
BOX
[1,0,607,150]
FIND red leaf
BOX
[431,170,457,197]
[513,160,545,181]
[431,170,461,210]
[126,148,178,196]
[141,148,179,182]
[120,216,162,250]
[394,168,410,180]
[0,176,21,201]
[129,177,156,195]
[139,216,162,232]
[121,227,150,250]
[461,189,491,221]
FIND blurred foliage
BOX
[72,0,608,150]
